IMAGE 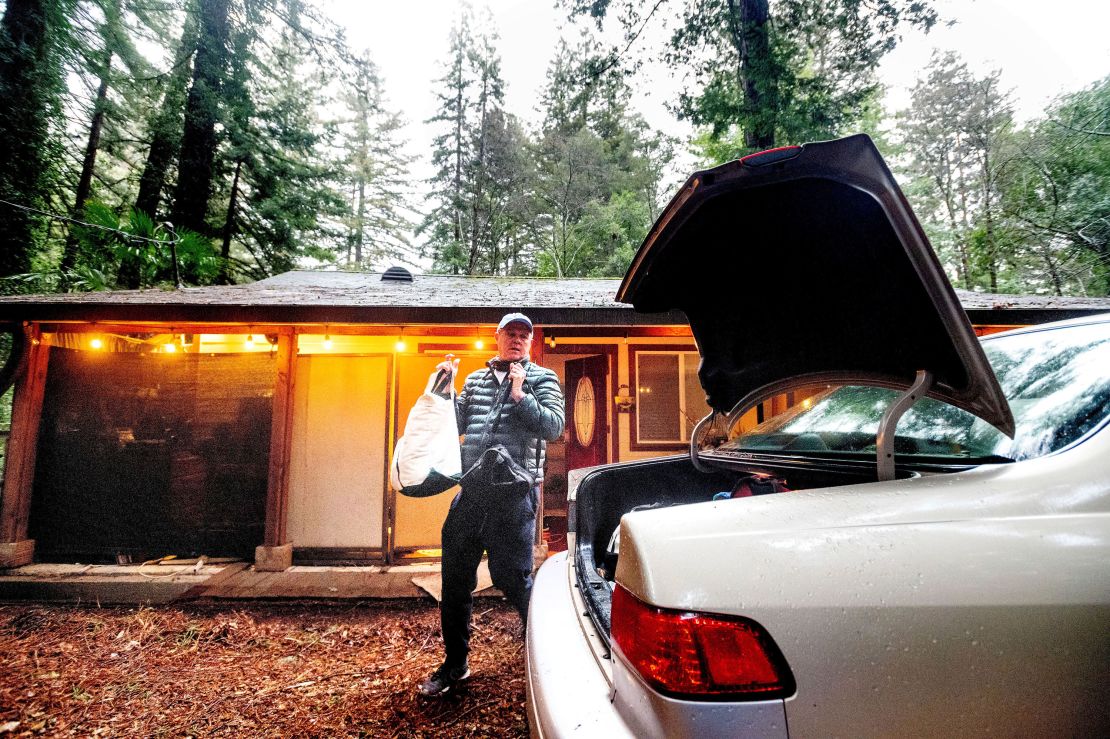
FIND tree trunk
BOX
[981,147,998,293]
[170,0,230,235]
[61,56,111,277]
[354,177,366,264]
[983,202,998,293]
[0,0,55,279]
[938,150,971,289]
[1040,244,1064,296]
[467,71,490,275]
[452,57,464,273]
[217,157,242,284]
[726,0,774,149]
[134,7,197,221]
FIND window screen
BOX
[29,345,276,562]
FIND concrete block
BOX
[0,539,34,568]
[254,543,292,572]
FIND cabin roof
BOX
[0,270,1107,326]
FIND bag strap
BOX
[429,368,453,399]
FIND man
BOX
[418,312,565,698]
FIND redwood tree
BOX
[0,0,68,280]
[170,0,230,235]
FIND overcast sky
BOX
[323,0,1109,189]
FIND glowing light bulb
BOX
[475,339,484,349]
[323,335,333,350]
[90,337,103,350]
[163,343,176,353]
[245,334,255,346]
[394,339,407,352]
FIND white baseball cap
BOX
[497,312,533,332]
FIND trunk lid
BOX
[617,134,1014,436]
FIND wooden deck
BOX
[0,560,501,604]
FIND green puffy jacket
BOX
[456,359,565,483]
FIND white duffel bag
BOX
[390,369,462,497]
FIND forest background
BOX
[0,0,1107,298]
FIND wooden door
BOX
[565,355,609,470]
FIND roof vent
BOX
[381,266,414,283]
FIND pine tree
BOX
[474,108,534,275]
[464,21,506,273]
[530,39,671,278]
[421,11,476,274]
[899,52,1015,292]
[60,0,155,280]
[210,0,348,281]
[336,53,414,269]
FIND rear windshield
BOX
[720,321,1110,462]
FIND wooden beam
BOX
[263,332,297,547]
[0,325,50,547]
[38,322,519,337]
[531,326,544,366]
[541,325,693,338]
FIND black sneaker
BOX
[417,662,471,697]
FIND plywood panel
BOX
[287,355,389,547]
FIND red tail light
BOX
[611,585,795,700]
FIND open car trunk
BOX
[573,134,1018,645]
[571,454,928,640]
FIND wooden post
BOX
[530,326,546,559]
[0,324,49,568]
[256,330,296,571]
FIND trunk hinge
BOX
[876,370,934,482]
[690,411,729,472]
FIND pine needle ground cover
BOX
[0,601,527,737]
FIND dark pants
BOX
[440,483,538,668]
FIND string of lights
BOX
[0,197,178,246]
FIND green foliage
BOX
[549,189,650,277]
[419,15,669,279]
[565,0,937,158]
[4,0,1099,301]
[63,199,218,288]
[420,9,539,275]
[995,77,1110,294]
[421,8,480,273]
[898,55,1109,296]
[528,37,671,278]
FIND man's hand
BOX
[436,354,460,380]
[508,361,526,403]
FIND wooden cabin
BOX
[0,268,1107,570]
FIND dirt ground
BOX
[0,600,528,737]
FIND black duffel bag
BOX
[459,444,536,498]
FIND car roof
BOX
[618,134,1014,436]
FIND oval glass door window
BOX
[574,376,595,447]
